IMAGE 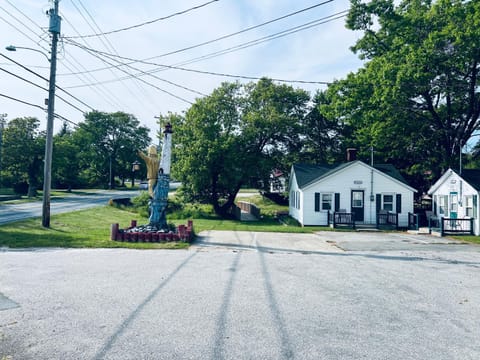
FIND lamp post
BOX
[132,160,140,187]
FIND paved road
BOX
[0,190,139,224]
[1,231,479,359]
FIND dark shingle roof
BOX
[461,169,480,191]
[293,161,410,189]
[292,163,336,188]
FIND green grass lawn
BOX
[0,201,329,249]
[2,192,477,249]
[0,207,189,249]
[451,235,480,245]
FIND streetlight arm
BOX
[5,45,50,62]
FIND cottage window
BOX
[321,193,332,210]
[438,195,448,215]
[382,194,394,212]
[465,196,474,217]
[314,193,332,211]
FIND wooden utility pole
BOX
[42,0,60,227]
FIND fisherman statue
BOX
[138,123,173,230]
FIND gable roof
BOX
[461,169,480,191]
[293,161,412,190]
[429,168,480,193]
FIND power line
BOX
[0,53,95,112]
[5,0,44,30]
[0,92,46,111]
[1,1,122,111]
[0,92,80,128]
[68,0,155,113]
[58,18,130,110]
[58,0,339,77]
[135,0,336,62]
[72,45,194,104]
[65,0,220,39]
[163,11,348,75]
[0,66,89,114]
[0,13,50,52]
[63,10,346,87]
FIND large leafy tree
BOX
[74,111,150,188]
[1,117,44,196]
[325,0,480,190]
[172,79,309,217]
[52,122,82,190]
[301,90,350,164]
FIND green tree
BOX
[325,0,480,190]
[52,122,82,190]
[2,117,44,196]
[301,90,350,164]
[172,79,309,217]
[74,111,151,188]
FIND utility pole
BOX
[42,0,61,227]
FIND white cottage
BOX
[428,168,480,235]
[288,158,416,227]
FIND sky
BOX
[0,0,364,142]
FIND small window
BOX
[439,195,448,215]
[450,193,458,213]
[321,193,332,210]
[465,196,474,217]
[382,194,393,211]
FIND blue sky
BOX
[0,0,363,140]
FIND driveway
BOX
[1,231,479,359]
[194,229,480,254]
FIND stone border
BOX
[111,220,194,243]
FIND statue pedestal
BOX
[148,174,170,230]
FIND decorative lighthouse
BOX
[111,122,194,243]
[149,123,173,230]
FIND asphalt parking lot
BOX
[194,229,480,254]
[1,231,479,359]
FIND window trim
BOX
[381,193,394,212]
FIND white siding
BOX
[299,162,414,227]
[429,170,480,235]
[288,171,303,225]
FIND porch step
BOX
[355,224,380,232]
[407,227,431,235]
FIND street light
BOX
[132,160,140,187]
[5,45,50,62]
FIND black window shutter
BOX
[314,193,320,212]
[335,193,340,211]
[396,194,402,213]
[376,194,381,213]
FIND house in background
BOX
[269,169,286,193]
[428,168,480,235]
[288,149,416,227]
